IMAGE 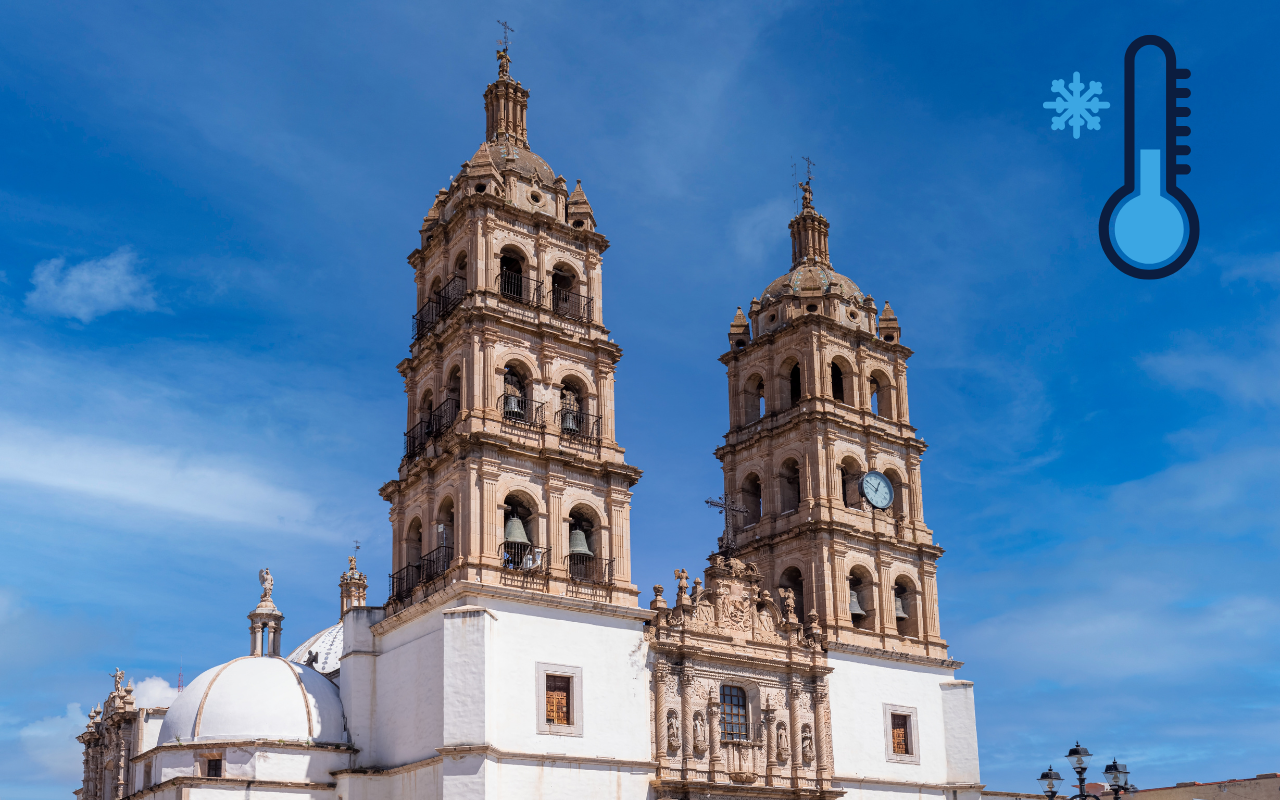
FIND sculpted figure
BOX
[693,712,707,753]
[259,568,273,600]
[666,711,680,752]
[777,722,790,762]
[779,587,796,622]
[801,725,815,762]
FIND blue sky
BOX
[2,1,1278,796]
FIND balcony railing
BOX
[403,397,461,460]
[500,270,543,307]
[412,276,467,343]
[567,554,614,584]
[557,408,601,444]
[387,545,454,604]
[551,287,593,322]
[499,393,545,429]
[501,541,549,572]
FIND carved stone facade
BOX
[714,182,946,660]
[380,45,642,614]
[75,671,164,800]
[649,556,841,799]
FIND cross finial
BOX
[706,494,750,551]
[802,156,816,182]
[497,19,515,49]
[495,20,514,78]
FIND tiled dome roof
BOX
[288,622,343,676]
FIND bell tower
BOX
[379,46,642,611]
[714,181,947,658]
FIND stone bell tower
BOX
[379,45,642,612]
[713,181,947,659]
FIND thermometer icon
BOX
[1099,35,1199,279]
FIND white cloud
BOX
[133,676,179,709]
[20,703,87,781]
[730,197,794,266]
[25,247,157,323]
[1218,252,1280,285]
[0,417,316,531]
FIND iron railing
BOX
[403,397,461,460]
[500,271,543,306]
[500,393,545,428]
[412,277,467,342]
[557,408,601,444]
[567,554,614,584]
[387,545,454,604]
[551,287,593,322]
[501,541,549,572]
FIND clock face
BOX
[860,471,894,510]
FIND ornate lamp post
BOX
[1038,744,1136,800]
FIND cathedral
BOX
[75,47,981,800]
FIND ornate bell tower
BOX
[379,46,642,611]
[714,181,947,659]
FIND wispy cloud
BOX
[19,703,86,781]
[1141,326,1280,406]
[25,247,157,323]
[0,417,316,531]
[133,677,179,709]
[731,196,793,266]
[1218,252,1280,285]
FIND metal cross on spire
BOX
[497,19,515,49]
[802,155,816,182]
[706,494,750,551]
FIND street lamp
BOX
[1038,744,1136,800]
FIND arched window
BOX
[567,505,599,581]
[418,389,434,424]
[848,568,874,630]
[779,459,800,514]
[745,377,765,422]
[500,248,526,301]
[720,685,749,741]
[435,497,455,551]
[501,493,537,569]
[454,251,467,275]
[406,518,423,567]
[831,363,845,402]
[780,566,805,623]
[869,377,880,415]
[838,456,862,508]
[551,264,589,320]
[741,474,762,525]
[503,364,528,420]
[869,372,893,419]
[789,364,802,406]
[894,578,919,638]
[884,468,907,520]
[559,380,585,436]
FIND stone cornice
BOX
[825,640,963,670]
[425,195,609,259]
[332,745,656,779]
[371,577,654,637]
[718,314,914,366]
[833,777,985,792]
[131,737,356,763]
[126,776,336,797]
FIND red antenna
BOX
[177,659,183,693]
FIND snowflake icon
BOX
[1043,72,1111,138]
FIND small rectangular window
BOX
[207,758,222,778]
[891,714,911,754]
[546,675,571,726]
[883,704,920,764]
[720,685,749,741]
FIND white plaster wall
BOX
[146,745,349,787]
[492,759,652,800]
[827,651,962,784]
[338,762,442,800]
[482,598,650,761]
[372,613,446,767]
[186,789,335,800]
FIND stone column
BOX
[813,682,831,788]
[787,676,802,788]
[708,696,722,782]
[478,461,498,560]
[878,561,895,638]
[907,453,924,523]
[895,360,910,424]
[249,622,263,656]
[654,661,670,764]
[679,665,694,773]
[922,562,941,640]
[763,705,777,787]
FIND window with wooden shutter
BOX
[546,675,571,726]
[891,713,911,755]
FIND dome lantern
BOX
[247,568,284,657]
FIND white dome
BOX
[157,656,346,744]
[287,621,343,675]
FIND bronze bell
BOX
[568,525,593,556]
[849,590,866,618]
[894,590,909,621]
[503,512,530,545]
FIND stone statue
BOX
[801,725,815,762]
[779,587,796,622]
[675,569,688,594]
[111,668,124,692]
[666,711,680,752]
[693,712,707,753]
[348,555,358,572]
[497,48,511,78]
[259,568,273,601]
[777,722,790,762]
[801,180,813,209]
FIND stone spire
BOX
[340,555,368,619]
[484,46,530,148]
[788,180,831,270]
[247,568,284,657]
[566,179,596,231]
